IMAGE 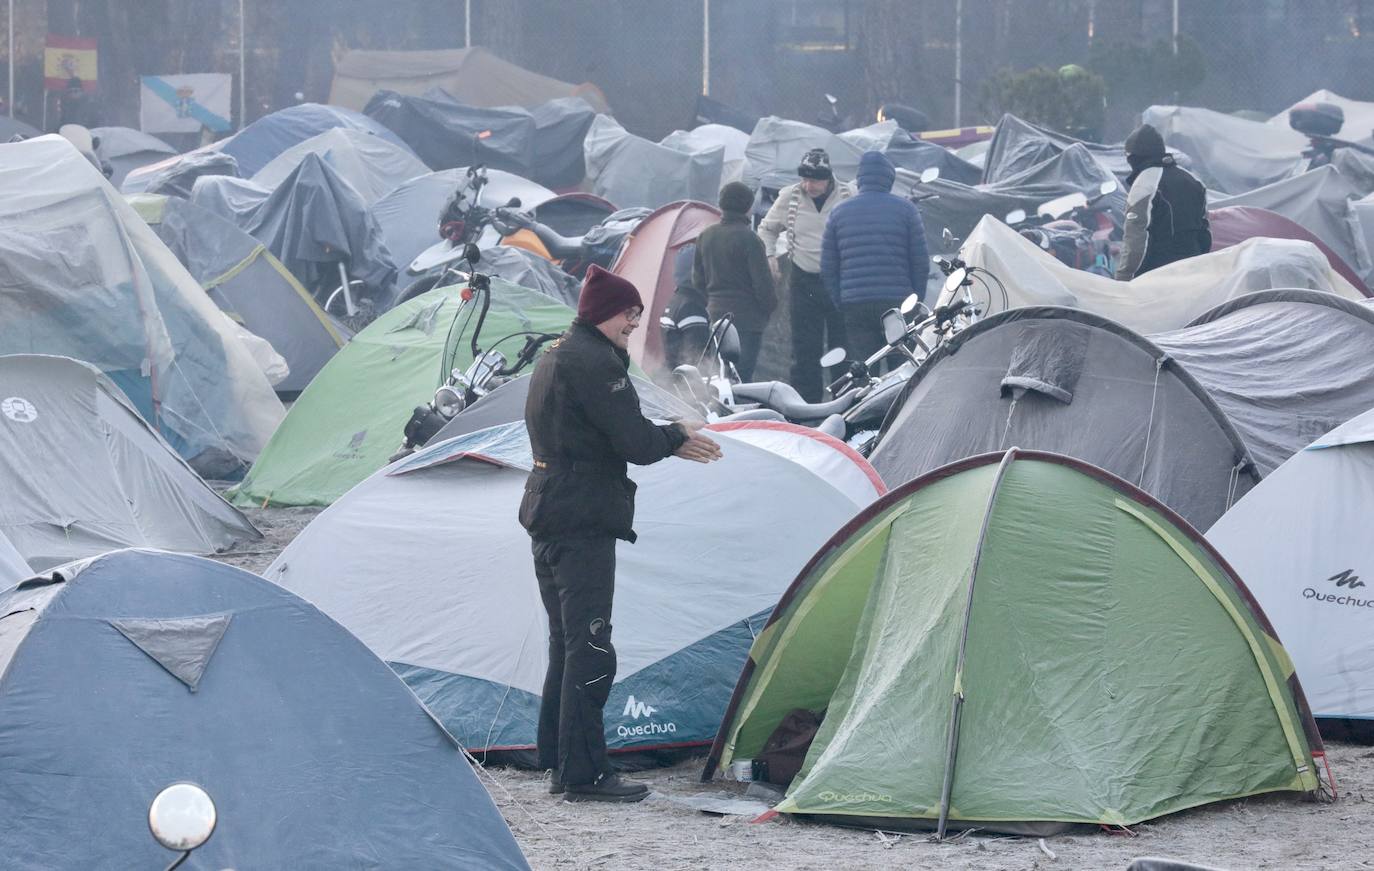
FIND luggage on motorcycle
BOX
[1288,102,1344,138]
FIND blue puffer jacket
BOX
[820,151,930,306]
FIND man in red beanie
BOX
[520,264,721,803]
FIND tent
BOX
[0,529,30,587]
[1208,407,1374,722]
[1209,205,1370,296]
[250,127,429,204]
[228,279,572,507]
[1142,105,1307,195]
[0,355,260,570]
[661,123,752,188]
[329,46,609,114]
[980,113,1131,182]
[1211,165,1374,285]
[130,194,347,394]
[584,115,725,210]
[0,549,529,869]
[705,449,1323,833]
[1271,90,1374,143]
[0,136,282,478]
[90,126,177,187]
[1151,290,1374,476]
[265,420,866,760]
[740,116,899,191]
[869,307,1258,531]
[0,115,40,141]
[884,134,983,185]
[957,216,1365,334]
[705,421,885,506]
[220,102,414,178]
[193,153,398,299]
[120,142,238,197]
[613,200,721,371]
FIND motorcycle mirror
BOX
[900,293,922,315]
[718,321,742,364]
[505,197,522,208]
[148,783,217,853]
[819,347,847,368]
[1100,179,1118,195]
[919,167,940,184]
[881,309,907,345]
[463,243,482,265]
[941,227,956,247]
[1005,209,1027,225]
[943,267,968,295]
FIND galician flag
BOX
[140,74,233,134]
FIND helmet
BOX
[797,148,833,181]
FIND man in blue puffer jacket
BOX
[820,150,930,364]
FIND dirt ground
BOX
[218,505,1374,871]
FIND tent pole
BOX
[7,0,13,118]
[464,0,471,48]
[1171,0,1179,55]
[935,447,1019,839]
[953,0,963,127]
[238,0,246,129]
[701,0,710,97]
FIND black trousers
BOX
[786,264,846,402]
[737,329,763,381]
[533,536,618,786]
[842,300,898,370]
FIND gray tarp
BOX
[193,152,397,296]
[469,246,580,307]
[741,116,899,190]
[250,127,429,204]
[584,114,724,210]
[0,354,260,570]
[1142,105,1308,195]
[0,137,283,477]
[130,194,349,393]
[661,123,752,188]
[120,145,239,198]
[0,528,29,586]
[981,113,1131,183]
[0,549,529,869]
[90,126,177,188]
[1271,90,1374,143]
[220,102,414,178]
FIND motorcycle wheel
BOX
[396,273,441,305]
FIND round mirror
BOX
[149,783,217,853]
[919,167,940,184]
[1005,209,1027,225]
[1100,179,1119,195]
[819,348,847,368]
[881,309,907,345]
[900,293,922,315]
[943,267,968,294]
[462,242,482,265]
[505,196,522,208]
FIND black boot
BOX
[565,772,649,803]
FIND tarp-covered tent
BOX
[1208,407,1374,721]
[661,123,752,188]
[265,421,864,759]
[1209,205,1371,295]
[0,355,260,569]
[0,136,282,478]
[330,46,609,114]
[129,194,348,393]
[980,113,1131,182]
[957,217,1365,334]
[614,200,721,371]
[193,153,397,298]
[0,549,529,870]
[706,449,1323,833]
[1211,165,1374,285]
[1151,290,1374,476]
[0,529,30,587]
[884,134,983,185]
[706,421,885,506]
[120,142,238,197]
[1271,90,1374,143]
[740,116,899,191]
[584,115,725,210]
[1142,105,1307,195]
[250,127,429,204]
[870,307,1258,531]
[229,279,572,507]
[220,102,414,178]
[90,126,177,187]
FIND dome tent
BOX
[1207,406,1374,722]
[265,421,866,762]
[707,450,1324,834]
[0,355,259,570]
[0,529,28,587]
[0,549,528,869]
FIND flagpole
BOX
[7,0,14,117]
[238,0,246,128]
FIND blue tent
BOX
[221,102,416,177]
[0,550,529,870]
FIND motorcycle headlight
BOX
[433,386,465,419]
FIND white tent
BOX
[1141,105,1307,195]
[0,355,260,570]
[1271,90,1374,143]
[661,124,751,188]
[956,216,1363,334]
[265,421,863,758]
[1208,407,1374,720]
[706,421,885,506]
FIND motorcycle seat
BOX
[732,380,855,421]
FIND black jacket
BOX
[1117,159,1211,280]
[692,214,776,331]
[519,320,687,542]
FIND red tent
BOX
[1209,205,1371,297]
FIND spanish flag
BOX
[44,35,98,91]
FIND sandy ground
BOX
[218,505,1374,871]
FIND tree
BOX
[979,65,1107,140]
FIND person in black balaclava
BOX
[1116,124,1211,280]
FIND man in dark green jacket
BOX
[692,181,776,379]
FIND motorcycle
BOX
[148,781,218,870]
[1006,179,1120,276]
[1289,101,1374,169]
[389,245,563,462]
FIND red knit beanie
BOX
[576,264,644,325]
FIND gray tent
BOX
[980,113,1131,183]
[250,127,430,205]
[130,194,349,394]
[0,529,28,587]
[584,114,724,209]
[870,307,1258,531]
[0,355,260,570]
[0,549,529,870]
[1152,290,1374,476]
[91,126,177,187]
[120,144,239,197]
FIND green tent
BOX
[229,280,572,507]
[707,449,1323,835]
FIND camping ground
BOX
[217,504,1374,871]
